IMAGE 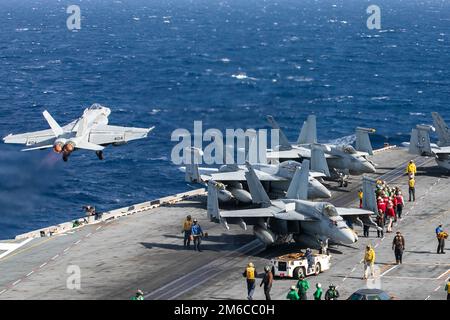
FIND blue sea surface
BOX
[1,0,449,239]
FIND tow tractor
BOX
[270,252,331,278]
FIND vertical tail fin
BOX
[244,162,271,207]
[408,125,433,156]
[355,127,375,155]
[207,180,220,221]
[362,175,377,213]
[266,115,292,150]
[310,144,330,177]
[184,147,203,182]
[297,115,317,144]
[431,112,450,146]
[42,110,64,137]
[286,159,309,200]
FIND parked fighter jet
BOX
[265,115,376,186]
[180,147,331,203]
[2,104,154,161]
[207,160,379,248]
[404,123,450,170]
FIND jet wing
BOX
[274,211,320,221]
[310,171,327,178]
[267,148,311,160]
[3,129,55,146]
[210,170,286,182]
[433,146,450,154]
[335,207,374,216]
[219,207,278,218]
[89,125,153,145]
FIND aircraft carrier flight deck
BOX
[0,147,448,300]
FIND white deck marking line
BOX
[26,271,34,277]
[51,254,59,260]
[39,262,47,268]
[342,277,347,282]
[382,275,438,280]
[96,226,102,230]
[434,286,440,292]
[0,289,6,295]
[436,269,450,279]
[374,244,379,248]
[425,295,431,300]
[75,240,82,245]
[12,279,21,286]
[86,233,92,237]
[380,264,399,277]
[351,267,356,272]
[63,247,70,252]
[0,238,34,260]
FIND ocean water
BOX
[1,0,449,239]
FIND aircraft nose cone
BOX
[310,180,332,199]
[361,161,376,174]
[337,228,358,245]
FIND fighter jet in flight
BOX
[180,147,331,203]
[3,104,154,161]
[265,115,376,186]
[207,160,379,248]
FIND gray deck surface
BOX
[0,148,448,300]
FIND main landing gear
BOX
[96,151,104,160]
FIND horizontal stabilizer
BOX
[76,141,105,151]
[21,145,53,152]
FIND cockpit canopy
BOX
[322,203,338,217]
[279,160,302,172]
[343,145,357,154]
[88,103,105,110]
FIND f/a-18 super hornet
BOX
[403,113,450,170]
[207,159,379,249]
[265,115,376,186]
[3,104,154,161]
[180,147,331,204]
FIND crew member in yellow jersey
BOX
[182,215,193,248]
[358,189,363,208]
[242,262,257,300]
[406,160,417,177]
[408,177,416,202]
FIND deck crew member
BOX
[358,189,363,208]
[392,231,405,264]
[313,283,323,300]
[182,215,193,248]
[131,290,144,300]
[436,224,448,254]
[191,219,204,252]
[243,262,257,300]
[406,160,417,177]
[324,284,340,300]
[408,176,416,202]
[363,245,376,280]
[296,274,310,300]
[445,279,450,300]
[260,266,273,300]
[376,209,385,238]
[287,286,300,300]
